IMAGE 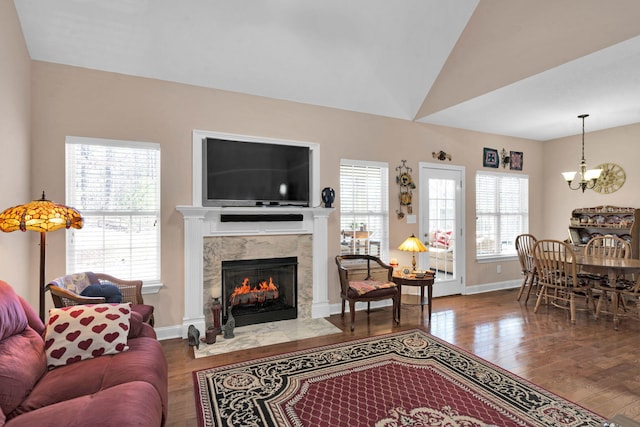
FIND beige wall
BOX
[28,61,545,328]
[5,0,640,333]
[0,0,32,300]
[542,122,640,239]
[7,4,640,334]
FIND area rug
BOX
[193,329,605,427]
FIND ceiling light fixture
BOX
[561,114,602,192]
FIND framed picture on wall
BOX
[510,151,523,170]
[483,148,499,168]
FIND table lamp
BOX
[398,234,428,272]
[0,192,83,320]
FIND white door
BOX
[418,163,465,297]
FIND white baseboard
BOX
[463,279,520,295]
[156,281,521,340]
[155,324,183,341]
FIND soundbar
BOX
[220,214,304,223]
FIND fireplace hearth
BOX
[222,257,298,327]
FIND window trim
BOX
[475,170,529,261]
[65,136,162,293]
[339,158,390,260]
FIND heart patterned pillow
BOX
[44,303,132,369]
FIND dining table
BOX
[573,254,640,329]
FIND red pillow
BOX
[435,230,452,248]
[44,303,131,369]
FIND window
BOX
[476,171,528,259]
[66,137,161,285]
[339,160,389,260]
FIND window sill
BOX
[142,282,163,294]
[476,255,518,263]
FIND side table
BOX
[392,272,435,322]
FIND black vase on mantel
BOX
[322,187,335,208]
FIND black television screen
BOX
[203,137,310,207]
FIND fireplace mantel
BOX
[176,205,333,336]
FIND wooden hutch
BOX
[568,206,640,259]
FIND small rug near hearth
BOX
[193,317,342,358]
[193,330,605,427]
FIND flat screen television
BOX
[202,137,310,207]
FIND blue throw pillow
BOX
[80,283,123,303]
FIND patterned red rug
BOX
[193,329,605,427]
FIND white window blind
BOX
[65,137,161,283]
[339,160,389,260]
[476,171,528,258]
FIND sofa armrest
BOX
[17,295,45,336]
[127,311,157,339]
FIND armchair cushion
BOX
[44,303,132,369]
[348,280,396,296]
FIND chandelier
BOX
[561,114,602,192]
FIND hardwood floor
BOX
[160,289,640,426]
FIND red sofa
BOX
[0,280,168,426]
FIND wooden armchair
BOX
[335,255,399,331]
[47,272,155,326]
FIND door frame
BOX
[418,162,465,297]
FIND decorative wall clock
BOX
[592,163,625,194]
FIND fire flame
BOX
[231,277,278,297]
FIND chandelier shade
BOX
[561,114,602,192]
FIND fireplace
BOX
[175,131,332,338]
[222,257,298,327]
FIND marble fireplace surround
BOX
[205,234,311,322]
[176,206,333,336]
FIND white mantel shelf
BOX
[176,206,331,236]
[176,205,334,337]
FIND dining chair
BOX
[515,234,537,303]
[613,276,640,326]
[584,235,632,321]
[533,239,594,324]
[582,234,631,284]
[585,234,631,259]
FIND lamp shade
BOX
[0,192,83,321]
[0,192,83,233]
[398,234,428,253]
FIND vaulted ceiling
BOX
[14,0,640,140]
